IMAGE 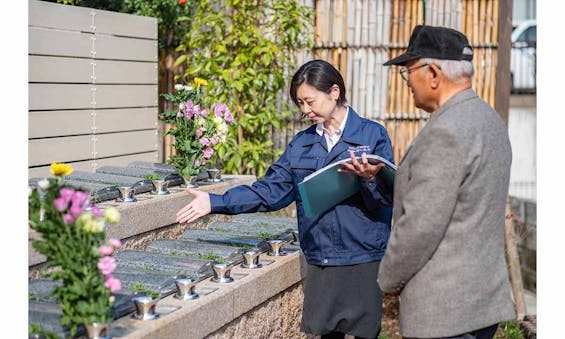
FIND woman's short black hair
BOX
[290,59,347,107]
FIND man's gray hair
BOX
[421,58,474,83]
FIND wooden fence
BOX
[278,0,506,164]
[28,0,159,178]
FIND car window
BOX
[517,26,536,44]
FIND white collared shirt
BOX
[315,107,349,152]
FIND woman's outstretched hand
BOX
[175,188,212,224]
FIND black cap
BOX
[383,25,473,66]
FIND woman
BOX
[176,59,393,339]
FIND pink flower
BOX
[204,147,214,159]
[69,204,83,218]
[97,256,117,275]
[194,159,200,168]
[195,127,204,137]
[104,275,121,292]
[90,206,103,218]
[225,110,234,124]
[199,137,210,146]
[53,197,69,211]
[98,245,114,256]
[109,238,122,248]
[177,111,183,118]
[201,109,209,117]
[210,137,219,146]
[109,296,115,303]
[71,191,89,207]
[63,214,74,224]
[214,103,226,117]
[60,188,75,200]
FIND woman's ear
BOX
[330,84,340,101]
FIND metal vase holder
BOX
[151,179,170,195]
[211,263,233,283]
[174,278,199,300]
[206,168,222,183]
[84,322,110,339]
[132,296,160,320]
[241,250,262,269]
[116,186,137,203]
[267,240,287,256]
[181,175,199,188]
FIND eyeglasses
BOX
[399,63,429,81]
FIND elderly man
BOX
[378,25,517,339]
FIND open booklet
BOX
[298,154,396,218]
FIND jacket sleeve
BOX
[359,124,395,209]
[377,127,465,293]
[209,145,295,215]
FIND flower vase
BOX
[84,322,110,339]
[181,175,199,188]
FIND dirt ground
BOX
[381,294,401,339]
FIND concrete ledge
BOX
[114,251,307,338]
[28,175,256,267]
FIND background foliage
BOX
[176,0,314,177]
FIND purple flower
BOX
[199,137,210,146]
[90,206,103,218]
[98,245,114,256]
[214,103,226,117]
[97,256,117,275]
[204,147,214,159]
[210,137,219,146]
[53,197,69,212]
[63,214,74,224]
[225,110,234,124]
[104,275,121,292]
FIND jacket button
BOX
[323,259,328,264]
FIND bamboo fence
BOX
[281,0,501,164]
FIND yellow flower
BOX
[193,77,208,88]
[50,163,74,176]
[104,207,121,224]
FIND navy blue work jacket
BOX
[210,108,393,266]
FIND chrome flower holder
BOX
[181,175,199,188]
[174,278,199,300]
[132,296,160,320]
[211,263,233,283]
[84,322,110,339]
[116,186,136,203]
[151,179,170,195]
[206,168,222,183]
[241,250,262,269]
[267,239,287,256]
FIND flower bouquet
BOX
[161,78,233,181]
[28,163,122,337]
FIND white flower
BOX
[38,179,50,190]
[183,85,193,91]
[174,84,184,91]
[179,102,186,111]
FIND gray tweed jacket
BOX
[377,89,516,338]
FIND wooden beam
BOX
[494,0,512,126]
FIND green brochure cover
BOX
[298,154,396,218]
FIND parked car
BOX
[510,19,536,93]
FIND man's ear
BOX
[429,64,442,89]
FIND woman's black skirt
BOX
[300,261,382,338]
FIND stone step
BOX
[146,239,243,264]
[29,300,73,338]
[112,269,180,296]
[114,250,212,279]
[28,279,62,303]
[127,161,178,173]
[179,229,270,250]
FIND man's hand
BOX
[339,151,385,180]
[175,188,211,223]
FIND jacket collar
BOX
[298,107,366,148]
